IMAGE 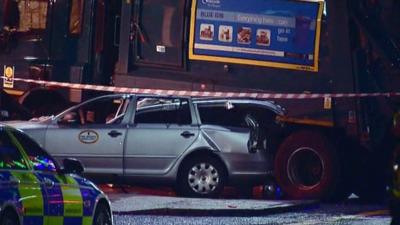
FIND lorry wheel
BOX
[177,155,226,198]
[274,130,340,200]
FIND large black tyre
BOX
[177,155,227,198]
[1,210,19,225]
[274,130,341,200]
[93,202,112,225]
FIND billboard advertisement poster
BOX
[188,0,324,72]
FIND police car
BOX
[0,125,112,225]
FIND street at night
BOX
[103,185,392,225]
[1,0,400,225]
[113,208,390,225]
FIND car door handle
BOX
[181,131,195,138]
[108,130,123,138]
[43,177,54,188]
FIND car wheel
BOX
[274,130,340,200]
[1,210,19,225]
[178,155,226,198]
[93,203,112,225]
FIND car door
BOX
[10,129,88,225]
[44,95,132,179]
[195,101,262,152]
[1,129,45,224]
[124,96,199,175]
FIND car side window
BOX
[135,97,192,125]
[0,130,28,170]
[10,130,57,172]
[59,96,130,125]
[197,104,247,128]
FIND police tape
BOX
[3,76,400,99]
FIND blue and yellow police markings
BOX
[73,176,98,225]
[10,171,45,225]
[9,171,95,225]
[32,172,94,225]
[57,175,83,217]
[2,128,96,225]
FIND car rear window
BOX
[135,97,192,125]
[197,104,248,128]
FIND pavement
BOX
[101,185,319,216]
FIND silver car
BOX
[4,94,284,198]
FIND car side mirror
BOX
[62,158,84,174]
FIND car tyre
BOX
[274,130,340,200]
[178,155,226,198]
[1,210,19,225]
[93,203,112,225]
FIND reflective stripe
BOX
[10,171,44,216]
[55,175,84,217]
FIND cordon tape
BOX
[2,76,400,99]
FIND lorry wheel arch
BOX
[19,88,68,117]
[274,130,341,200]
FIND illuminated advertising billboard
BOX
[189,0,324,72]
